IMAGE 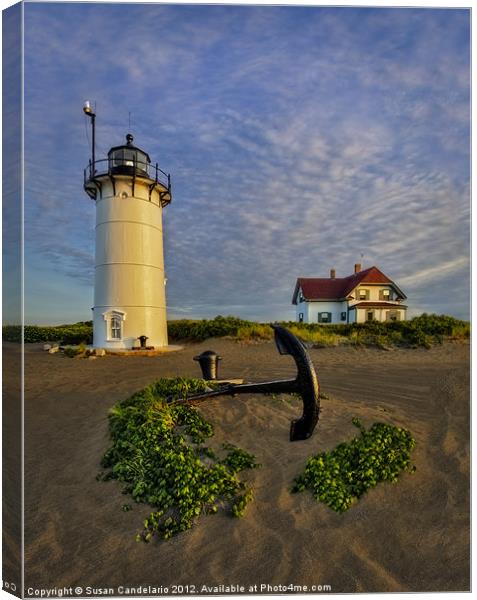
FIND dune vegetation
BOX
[3,313,469,348]
[169,313,469,348]
[99,377,260,542]
[292,418,416,513]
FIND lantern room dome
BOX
[108,133,150,177]
[84,132,171,205]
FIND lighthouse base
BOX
[92,306,169,350]
[102,345,183,356]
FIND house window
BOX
[318,312,332,323]
[298,313,304,323]
[386,310,399,322]
[299,293,304,303]
[381,289,391,301]
[359,289,369,301]
[340,311,347,321]
[367,310,374,322]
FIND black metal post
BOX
[194,351,222,380]
[91,113,96,174]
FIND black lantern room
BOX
[84,130,172,206]
[108,133,150,177]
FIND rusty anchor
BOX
[171,325,320,441]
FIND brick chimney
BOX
[330,268,336,279]
[354,263,361,274]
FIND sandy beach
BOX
[8,339,469,593]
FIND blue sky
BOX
[16,3,470,324]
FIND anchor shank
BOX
[167,386,231,405]
[226,378,299,396]
[170,378,298,405]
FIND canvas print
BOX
[3,2,470,597]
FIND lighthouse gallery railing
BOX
[84,158,171,192]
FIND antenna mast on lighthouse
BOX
[83,100,96,172]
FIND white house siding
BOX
[306,301,348,325]
[356,307,406,323]
[295,300,309,323]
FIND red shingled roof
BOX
[292,266,405,304]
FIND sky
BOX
[9,2,471,324]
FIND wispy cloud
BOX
[20,5,470,323]
[399,257,469,288]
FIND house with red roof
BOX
[292,264,407,324]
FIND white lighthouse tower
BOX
[83,104,171,350]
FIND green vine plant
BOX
[292,418,416,513]
[99,377,260,543]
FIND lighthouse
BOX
[83,104,171,350]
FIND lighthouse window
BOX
[136,151,149,173]
[103,309,126,341]
[123,150,135,167]
[112,151,123,167]
[110,315,122,339]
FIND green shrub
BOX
[3,323,93,344]
[167,315,250,342]
[101,377,260,543]
[235,324,274,341]
[286,325,347,347]
[60,328,93,345]
[64,345,84,358]
[278,314,469,348]
[5,313,468,348]
[220,443,261,473]
[2,325,21,343]
[292,418,416,512]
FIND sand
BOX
[6,339,469,593]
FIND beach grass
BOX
[4,313,469,348]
